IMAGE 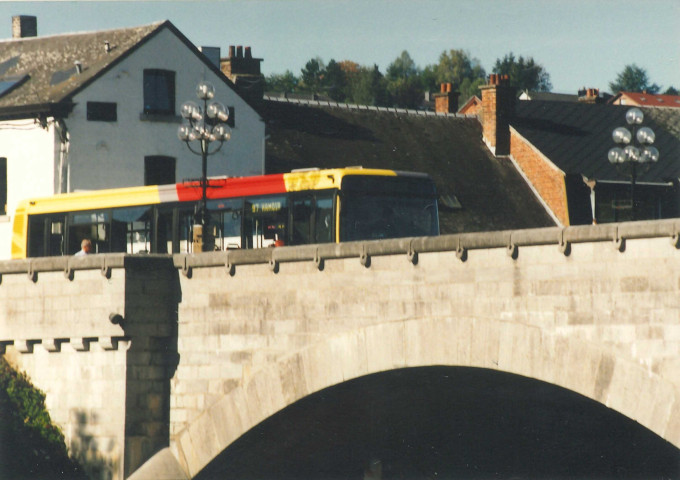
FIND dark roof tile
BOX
[262,100,555,234]
[0,22,164,112]
[513,101,680,184]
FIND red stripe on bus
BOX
[175,174,287,202]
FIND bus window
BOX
[209,198,243,250]
[155,208,174,254]
[48,217,66,256]
[340,175,438,242]
[291,195,312,245]
[315,194,334,243]
[178,206,195,253]
[290,192,334,245]
[112,206,152,254]
[68,211,110,254]
[28,215,67,257]
[244,195,287,248]
[27,215,46,257]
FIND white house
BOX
[0,16,265,258]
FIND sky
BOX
[1,0,679,95]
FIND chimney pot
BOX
[236,45,243,58]
[12,15,37,39]
[228,45,235,58]
[440,83,446,93]
[245,46,252,59]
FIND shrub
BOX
[0,357,85,479]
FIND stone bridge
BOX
[1,220,679,479]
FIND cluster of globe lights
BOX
[608,107,659,167]
[177,81,231,148]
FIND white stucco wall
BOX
[0,120,56,258]
[67,27,265,191]
[0,26,265,260]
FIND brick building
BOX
[477,76,680,226]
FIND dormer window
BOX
[143,69,175,115]
[0,74,28,98]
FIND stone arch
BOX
[134,316,680,479]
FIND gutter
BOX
[0,101,75,121]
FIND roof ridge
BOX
[263,94,474,119]
[0,20,165,44]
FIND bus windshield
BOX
[339,175,438,242]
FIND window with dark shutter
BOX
[144,156,176,186]
[87,102,117,121]
[143,69,175,115]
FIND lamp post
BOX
[178,81,231,251]
[608,107,659,220]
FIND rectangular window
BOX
[209,198,243,250]
[244,195,288,248]
[87,101,117,122]
[112,206,152,254]
[145,156,176,186]
[143,69,175,115]
[68,211,109,255]
[0,157,6,215]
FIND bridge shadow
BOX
[69,410,115,479]
[195,367,680,480]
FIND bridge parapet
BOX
[171,219,680,276]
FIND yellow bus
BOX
[11,167,439,259]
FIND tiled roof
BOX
[0,22,166,116]
[262,99,555,234]
[612,92,680,108]
[512,101,680,184]
[520,91,579,102]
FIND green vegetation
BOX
[265,49,551,108]
[0,357,84,480]
[267,51,678,107]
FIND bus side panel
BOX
[11,202,28,259]
[175,174,287,202]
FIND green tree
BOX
[347,65,387,106]
[265,70,299,94]
[609,64,660,94]
[386,51,424,109]
[0,358,84,479]
[430,49,487,104]
[386,50,419,80]
[300,57,326,94]
[664,86,679,95]
[493,53,552,92]
[324,59,347,101]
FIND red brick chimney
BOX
[433,83,460,114]
[220,45,265,104]
[479,74,516,155]
[578,87,600,103]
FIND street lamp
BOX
[608,107,659,220]
[178,81,232,251]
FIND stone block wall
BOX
[169,225,680,463]
[0,256,181,480]
[1,266,128,480]
[2,221,679,479]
